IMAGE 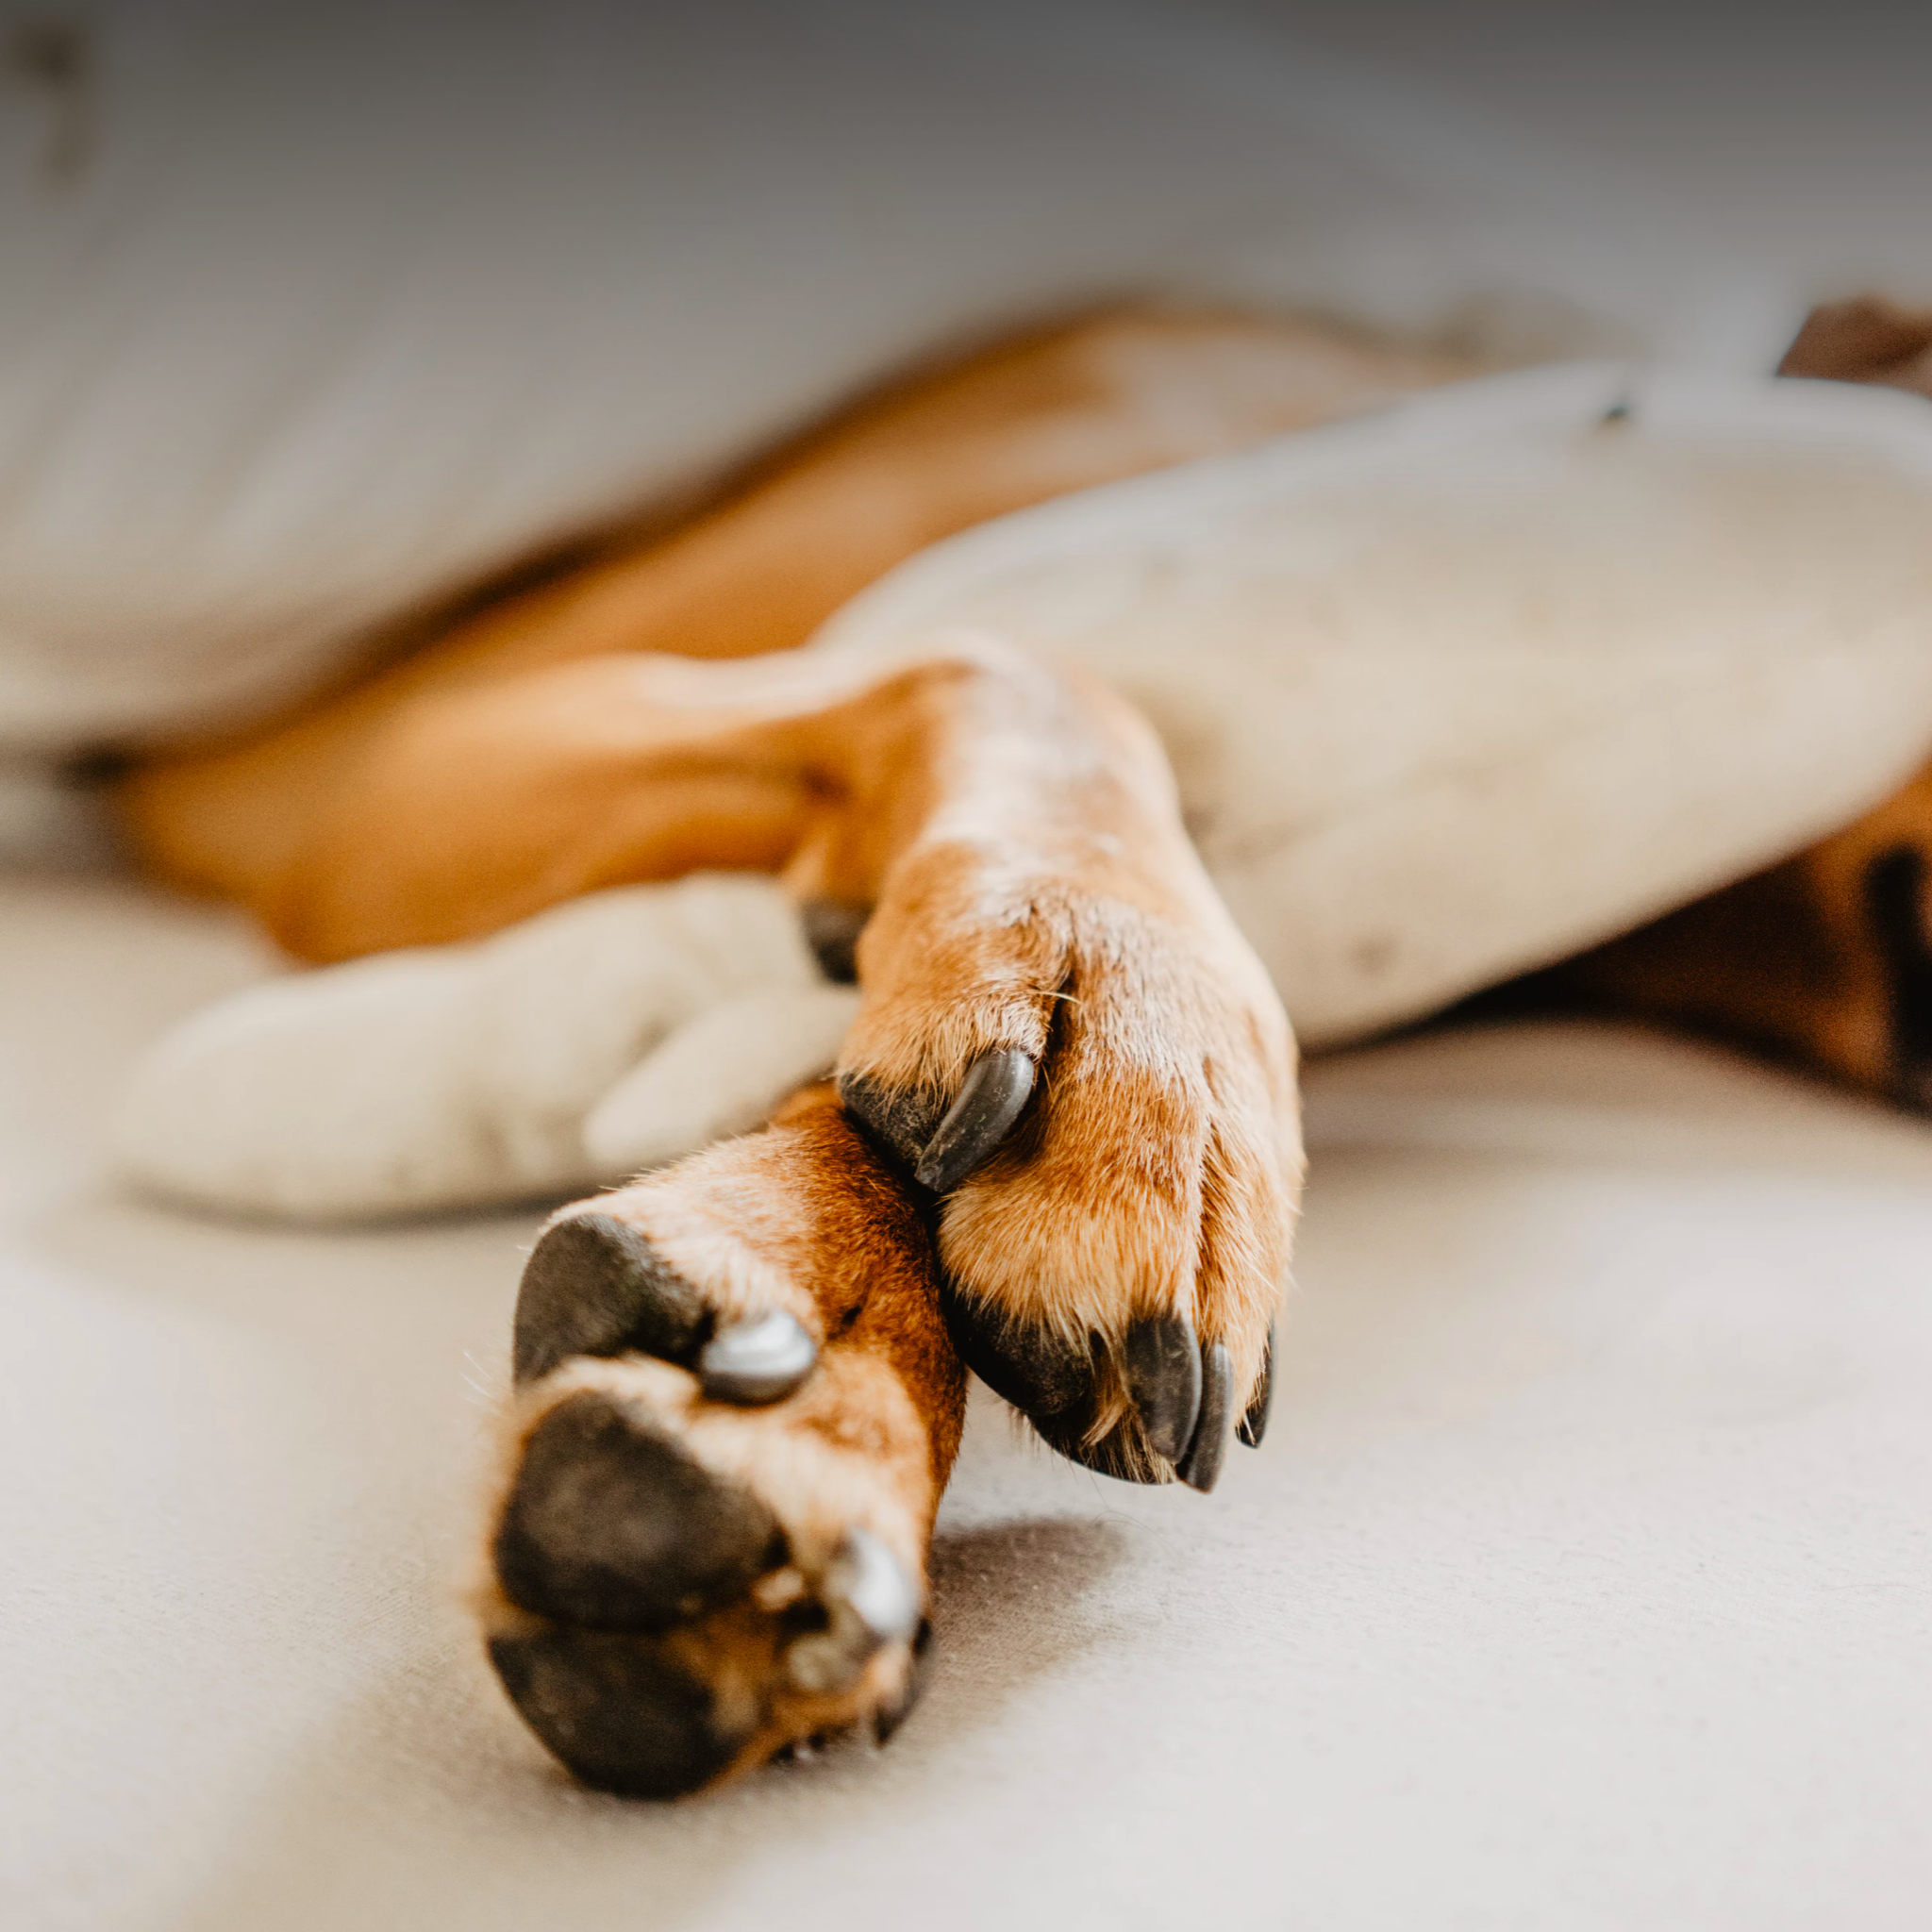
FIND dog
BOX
[107,293,1932,1798]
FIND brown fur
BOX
[119,308,1470,940]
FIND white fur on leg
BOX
[582,985,862,1177]
[111,875,846,1219]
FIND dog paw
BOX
[836,841,1299,1489]
[112,875,857,1218]
[482,1094,962,1797]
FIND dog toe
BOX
[488,1624,753,1800]
[513,1213,711,1385]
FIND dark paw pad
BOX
[494,1391,783,1629]
[941,1281,1093,1423]
[488,1625,754,1799]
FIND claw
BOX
[1174,1341,1232,1494]
[786,1527,921,1695]
[513,1213,709,1385]
[1238,1322,1274,1449]
[1122,1313,1203,1463]
[799,899,871,986]
[698,1310,818,1406]
[913,1049,1038,1192]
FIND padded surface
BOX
[7,871,1931,1929]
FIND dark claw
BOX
[1122,1313,1204,1463]
[800,899,872,986]
[787,1526,922,1695]
[914,1049,1038,1193]
[513,1213,708,1386]
[1238,1322,1275,1449]
[939,1280,1093,1422]
[1174,1341,1232,1494]
[487,1624,756,1799]
[494,1391,783,1629]
[698,1310,818,1406]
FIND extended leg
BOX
[483,1084,966,1796]
[178,630,1296,1484]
